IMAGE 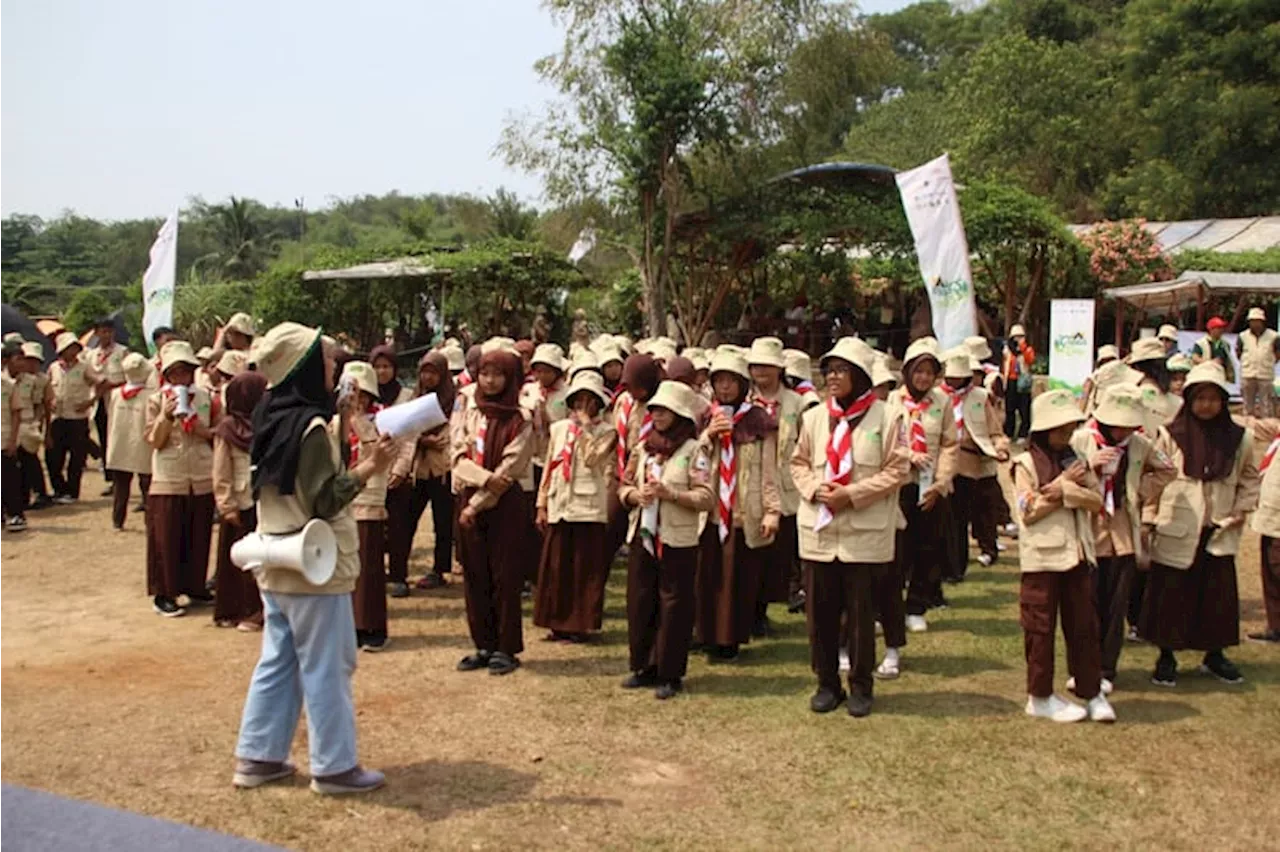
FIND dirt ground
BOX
[3,481,1279,851]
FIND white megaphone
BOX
[230,519,338,587]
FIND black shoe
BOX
[1247,629,1280,644]
[457,651,492,672]
[621,668,659,689]
[1151,654,1177,687]
[361,634,391,653]
[810,687,846,713]
[29,495,53,511]
[1200,652,1243,684]
[787,590,807,614]
[134,501,147,513]
[943,575,964,585]
[388,582,410,599]
[152,596,186,618]
[489,652,520,676]
[707,644,739,662]
[655,679,683,700]
[929,594,949,610]
[204,577,215,593]
[847,693,873,718]
[186,591,214,606]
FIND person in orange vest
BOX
[1002,324,1035,441]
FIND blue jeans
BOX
[235,591,359,777]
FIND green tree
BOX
[62,289,115,335]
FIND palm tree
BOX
[194,196,276,279]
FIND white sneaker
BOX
[874,656,900,680]
[996,541,1008,552]
[1025,694,1087,723]
[874,621,883,637]
[906,614,928,633]
[1003,522,1019,537]
[1065,676,1113,696]
[838,650,851,673]
[1087,694,1116,723]
[977,553,994,567]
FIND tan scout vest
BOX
[338,413,388,521]
[520,379,569,465]
[1149,427,1258,569]
[886,385,956,490]
[1193,335,1236,383]
[50,359,95,420]
[1012,454,1098,573]
[795,400,898,564]
[1,373,13,449]
[106,386,154,474]
[212,438,254,514]
[756,386,804,516]
[14,372,43,452]
[147,386,215,495]
[1069,428,1159,559]
[1138,381,1182,438]
[1250,445,1280,538]
[90,343,128,386]
[541,418,614,524]
[1239,328,1278,380]
[256,417,360,595]
[701,431,779,549]
[625,438,708,549]
[952,386,1000,479]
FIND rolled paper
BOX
[373,392,446,440]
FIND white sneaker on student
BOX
[977,553,994,567]
[996,541,1008,552]
[906,614,928,633]
[1087,694,1116,723]
[1025,694,1087,723]
[874,620,883,637]
[1065,676,1113,695]
[838,650,851,673]
[874,652,900,680]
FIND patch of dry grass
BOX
[3,492,1278,851]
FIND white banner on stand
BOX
[142,211,179,354]
[895,154,977,350]
[1048,299,1095,395]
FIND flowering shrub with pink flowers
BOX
[1079,219,1175,288]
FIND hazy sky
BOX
[2,0,913,221]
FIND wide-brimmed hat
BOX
[441,344,466,372]
[1183,362,1231,396]
[964,335,992,361]
[649,340,678,363]
[1095,383,1146,429]
[121,352,152,385]
[783,348,812,382]
[564,369,611,408]
[942,347,974,380]
[1092,359,1144,395]
[20,341,44,361]
[903,336,942,369]
[224,312,256,338]
[216,350,249,377]
[54,331,82,356]
[251,322,322,389]
[1126,337,1167,365]
[531,343,566,372]
[591,340,624,366]
[568,347,600,379]
[820,337,874,381]
[683,346,710,372]
[646,380,699,421]
[1031,389,1085,432]
[1248,307,1267,323]
[1166,353,1192,373]
[481,336,518,355]
[1096,344,1119,364]
[871,355,897,388]
[709,349,751,381]
[159,340,201,374]
[342,361,379,397]
[1009,324,1026,338]
[747,336,786,368]
[1157,324,1179,342]
[612,334,634,355]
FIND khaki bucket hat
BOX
[709,349,751,381]
[1094,383,1146,429]
[747,336,787,368]
[250,322,323,389]
[159,340,201,374]
[565,369,611,407]
[1031,389,1085,432]
[646,380,699,421]
[1126,337,1167,365]
[1183,362,1231,396]
[341,361,379,397]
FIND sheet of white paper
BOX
[373,392,446,440]
[917,465,934,505]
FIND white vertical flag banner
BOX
[1048,299,1095,395]
[142,211,179,355]
[895,154,977,349]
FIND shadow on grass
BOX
[930,617,1022,638]
[732,640,811,667]
[392,602,469,621]
[876,690,1022,718]
[954,589,1019,611]
[1110,698,1201,724]
[385,633,476,652]
[521,656,626,678]
[690,672,811,697]
[379,759,539,821]
[907,654,1012,677]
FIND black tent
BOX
[1,304,55,365]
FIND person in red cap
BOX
[1192,317,1236,384]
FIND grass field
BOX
[3,487,1278,851]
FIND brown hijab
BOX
[643,413,699,460]
[215,372,268,453]
[417,350,456,418]
[710,372,776,444]
[1166,385,1243,481]
[621,353,661,402]
[664,355,696,387]
[476,350,526,472]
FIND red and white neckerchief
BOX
[163,385,201,434]
[752,392,779,420]
[120,382,146,401]
[346,407,381,465]
[639,455,664,557]
[716,402,754,542]
[96,344,114,368]
[1088,418,1131,516]
[944,385,971,441]
[794,378,816,394]
[901,392,931,455]
[473,416,488,467]
[550,420,582,481]
[457,370,473,388]
[814,390,877,532]
[1261,435,1280,474]
[614,391,635,478]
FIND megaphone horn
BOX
[230,518,338,587]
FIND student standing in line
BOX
[534,370,617,642]
[14,342,53,510]
[1128,337,1184,437]
[211,370,268,631]
[619,380,715,699]
[791,337,909,718]
[47,332,101,504]
[145,341,216,618]
[1236,306,1278,418]
[452,347,535,676]
[89,316,128,497]
[942,349,1007,579]
[1141,363,1259,687]
[521,343,569,494]
[1166,353,1192,396]
[783,348,822,411]
[404,351,456,590]
[607,353,662,556]
[369,344,416,599]
[1191,317,1236,383]
[1248,417,1280,644]
[2,342,26,531]
[695,349,780,661]
[1012,390,1114,723]
[106,353,155,531]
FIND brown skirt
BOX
[1140,529,1239,651]
[213,506,262,624]
[458,487,529,656]
[534,521,610,633]
[758,515,796,605]
[146,492,214,599]
[354,520,388,634]
[695,523,762,647]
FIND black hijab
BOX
[251,343,334,496]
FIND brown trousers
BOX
[757,515,795,607]
[384,482,415,584]
[948,475,998,578]
[806,560,879,699]
[534,521,610,634]
[696,525,762,647]
[898,483,950,616]
[110,470,151,529]
[459,487,528,656]
[354,520,388,635]
[404,474,455,576]
[1264,536,1280,632]
[1094,555,1135,680]
[2,453,24,518]
[1241,377,1275,419]
[213,506,262,625]
[1020,563,1102,699]
[47,418,90,499]
[146,492,214,600]
[627,541,697,680]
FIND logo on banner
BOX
[1053,331,1089,356]
[931,277,972,307]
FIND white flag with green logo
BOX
[142,210,178,355]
